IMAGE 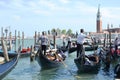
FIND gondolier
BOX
[114,37,120,54]
[37,31,49,55]
[76,29,90,58]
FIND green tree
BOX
[56,28,61,35]
[66,29,72,35]
[61,29,66,34]
[51,28,55,35]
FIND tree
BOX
[61,29,66,34]
[56,28,61,35]
[51,28,56,35]
[66,29,72,35]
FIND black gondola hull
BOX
[0,46,21,79]
[0,53,19,79]
[60,45,98,53]
[74,58,100,73]
[36,49,63,69]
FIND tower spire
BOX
[97,4,101,20]
[98,4,100,12]
[96,4,102,33]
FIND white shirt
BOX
[77,33,86,44]
[114,38,120,46]
[52,32,57,36]
[68,36,71,41]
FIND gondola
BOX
[20,52,30,57]
[20,47,31,57]
[0,50,17,57]
[111,45,120,57]
[84,45,98,51]
[20,47,31,53]
[99,46,120,63]
[59,46,77,53]
[114,63,120,78]
[36,47,66,69]
[60,44,98,54]
[50,40,77,53]
[0,46,21,79]
[74,48,101,73]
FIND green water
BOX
[3,39,118,80]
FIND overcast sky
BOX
[0,0,120,37]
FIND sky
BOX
[0,0,120,37]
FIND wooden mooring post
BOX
[30,45,35,62]
[53,29,56,49]
[15,30,17,51]
[1,39,9,62]
[1,27,9,61]
[9,32,12,50]
[22,31,24,49]
[105,26,112,70]
[18,31,20,48]
[34,31,37,45]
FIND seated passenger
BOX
[88,54,99,64]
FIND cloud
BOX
[13,15,21,21]
[102,7,120,19]
[0,1,5,6]
[74,1,97,15]
[34,10,51,16]
[0,0,120,32]
[38,0,56,9]
[28,1,37,8]
[59,0,70,4]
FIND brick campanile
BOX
[96,4,102,33]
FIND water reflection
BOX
[38,67,75,80]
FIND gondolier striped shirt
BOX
[38,35,48,45]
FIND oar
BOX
[55,52,81,78]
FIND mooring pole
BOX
[34,31,37,45]
[53,29,56,49]
[1,39,9,62]
[18,31,20,49]
[22,32,24,48]
[9,32,12,50]
[1,27,4,40]
[109,32,112,53]
[15,30,17,51]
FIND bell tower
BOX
[96,4,102,33]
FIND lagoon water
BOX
[3,39,118,80]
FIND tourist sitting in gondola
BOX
[57,49,66,60]
[46,50,58,61]
[72,42,76,47]
[84,53,99,65]
[46,48,66,62]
